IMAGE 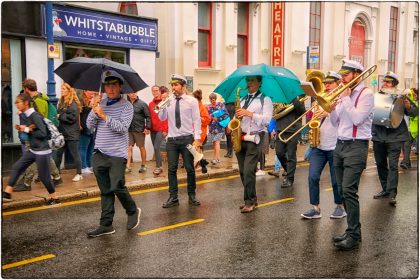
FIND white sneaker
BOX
[72,174,83,182]
[256,169,266,176]
[81,168,93,174]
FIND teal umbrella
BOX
[213,63,304,103]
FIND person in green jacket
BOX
[401,88,419,169]
[13,79,62,192]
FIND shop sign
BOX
[308,45,319,64]
[44,5,157,51]
[271,3,284,66]
[48,44,61,59]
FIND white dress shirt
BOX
[240,91,273,135]
[330,83,374,140]
[317,115,337,151]
[158,94,202,140]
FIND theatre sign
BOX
[44,4,158,51]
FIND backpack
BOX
[36,93,59,126]
[43,118,65,150]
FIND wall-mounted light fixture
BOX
[334,55,346,59]
[292,50,306,55]
[227,44,237,49]
[184,40,197,46]
[262,48,270,53]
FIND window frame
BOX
[198,2,213,68]
[309,2,321,69]
[237,3,249,67]
[388,6,398,72]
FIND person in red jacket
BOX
[193,89,211,173]
[148,85,168,175]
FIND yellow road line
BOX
[2,254,56,270]
[324,187,333,192]
[138,218,205,236]
[256,197,295,208]
[3,175,240,216]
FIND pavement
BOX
[2,144,307,211]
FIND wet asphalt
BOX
[1,157,418,278]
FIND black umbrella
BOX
[54,57,148,93]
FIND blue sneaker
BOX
[301,208,322,219]
[330,207,347,219]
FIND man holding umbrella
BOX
[235,75,273,213]
[86,70,141,238]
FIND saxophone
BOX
[227,88,244,153]
[308,105,321,148]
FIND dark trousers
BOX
[334,140,368,240]
[8,150,55,194]
[166,136,196,197]
[275,131,299,182]
[308,148,341,205]
[373,141,402,196]
[92,151,137,227]
[55,140,82,174]
[401,135,417,166]
[236,140,260,205]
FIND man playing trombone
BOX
[158,74,202,208]
[329,59,374,251]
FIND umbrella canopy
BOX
[54,57,148,93]
[213,63,304,103]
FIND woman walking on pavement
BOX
[2,92,60,205]
[79,90,96,174]
[207,92,229,165]
[54,83,83,182]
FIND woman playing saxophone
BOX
[301,70,346,220]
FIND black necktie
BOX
[175,97,181,128]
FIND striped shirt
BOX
[87,98,133,159]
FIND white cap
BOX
[383,71,399,84]
[323,71,342,82]
[338,59,364,74]
[170,74,187,85]
[102,70,124,84]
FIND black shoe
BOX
[127,207,141,230]
[14,182,31,192]
[268,171,280,177]
[389,196,397,206]
[162,197,179,208]
[281,179,293,188]
[45,198,61,206]
[200,159,209,174]
[87,225,115,238]
[53,178,63,187]
[334,236,360,251]
[2,191,12,202]
[373,190,389,199]
[188,194,201,206]
[399,163,408,169]
[332,232,362,243]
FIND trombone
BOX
[277,64,377,143]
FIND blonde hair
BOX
[59,83,82,111]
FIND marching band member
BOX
[301,71,346,219]
[372,72,418,206]
[235,75,273,213]
[275,94,306,188]
[329,59,374,251]
[158,74,202,208]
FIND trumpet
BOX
[153,93,175,113]
[278,64,377,143]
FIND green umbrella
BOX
[213,63,304,103]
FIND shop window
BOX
[237,3,249,67]
[64,45,126,64]
[309,2,321,69]
[2,38,23,144]
[119,2,138,16]
[198,2,212,67]
[388,6,398,72]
